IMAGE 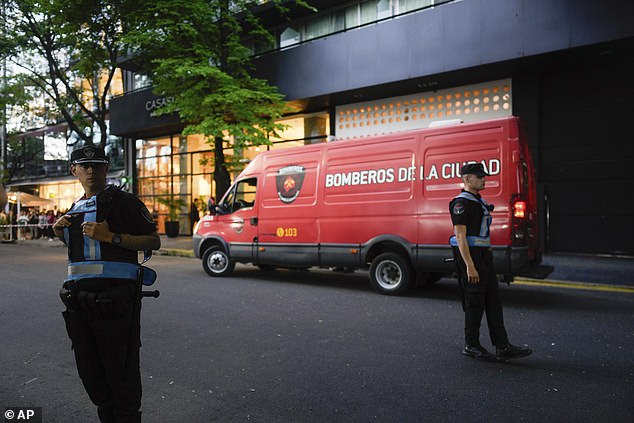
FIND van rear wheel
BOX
[369,252,413,295]
[202,246,235,277]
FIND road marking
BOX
[513,278,634,294]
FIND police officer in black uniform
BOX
[53,146,160,422]
[449,162,532,362]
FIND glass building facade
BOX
[133,113,330,235]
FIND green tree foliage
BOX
[0,0,133,147]
[126,0,313,199]
[0,75,32,127]
[2,134,45,184]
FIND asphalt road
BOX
[1,243,633,423]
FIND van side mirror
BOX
[214,204,228,215]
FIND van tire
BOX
[369,252,413,295]
[202,246,235,277]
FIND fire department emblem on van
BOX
[276,165,305,204]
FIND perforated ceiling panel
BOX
[335,79,512,140]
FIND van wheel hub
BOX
[369,252,412,295]
[201,246,235,277]
[375,260,402,288]
[208,252,229,273]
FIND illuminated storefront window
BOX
[39,181,84,212]
[134,112,330,234]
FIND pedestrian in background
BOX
[28,210,38,239]
[17,210,29,240]
[190,199,200,233]
[53,145,160,422]
[38,211,47,239]
[449,162,533,362]
[46,210,56,240]
[0,210,9,241]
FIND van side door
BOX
[257,152,320,267]
[216,177,258,263]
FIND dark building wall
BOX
[254,0,634,101]
[538,59,634,255]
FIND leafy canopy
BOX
[0,0,135,145]
[127,0,313,150]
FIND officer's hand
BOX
[466,265,480,284]
[81,220,112,243]
[52,214,72,237]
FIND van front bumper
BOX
[193,235,203,258]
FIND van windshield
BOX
[222,178,257,213]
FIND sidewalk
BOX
[538,253,634,286]
[10,234,195,257]
[9,235,634,286]
[155,235,195,257]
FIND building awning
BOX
[7,191,55,207]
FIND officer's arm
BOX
[453,224,480,284]
[52,214,72,240]
[116,232,161,251]
[82,220,161,251]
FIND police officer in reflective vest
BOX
[449,162,532,362]
[53,146,160,422]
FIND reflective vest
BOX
[64,192,156,286]
[449,191,492,248]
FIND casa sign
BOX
[145,96,174,114]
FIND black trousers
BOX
[62,280,142,423]
[453,247,509,347]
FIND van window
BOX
[222,178,257,213]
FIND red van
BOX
[193,116,545,294]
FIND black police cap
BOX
[460,163,489,177]
[70,146,109,165]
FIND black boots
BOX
[495,344,533,360]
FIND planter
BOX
[164,221,180,238]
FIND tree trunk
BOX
[214,136,231,201]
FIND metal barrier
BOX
[0,224,55,242]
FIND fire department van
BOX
[193,116,543,295]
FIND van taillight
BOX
[511,195,527,246]
[513,200,527,219]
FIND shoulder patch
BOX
[452,202,465,215]
[141,206,154,223]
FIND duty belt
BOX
[449,235,491,248]
[66,260,157,286]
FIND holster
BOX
[59,286,78,311]
[59,280,135,320]
[451,247,467,312]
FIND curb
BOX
[156,248,196,258]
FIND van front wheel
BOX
[369,252,413,295]
[202,246,235,277]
